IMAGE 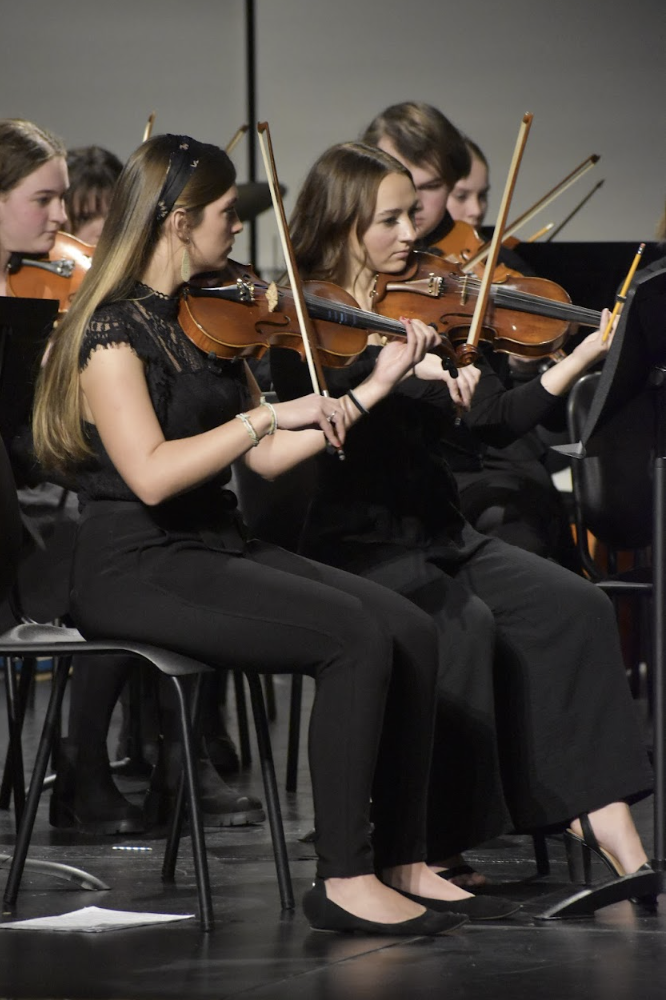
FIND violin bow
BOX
[225,124,249,156]
[142,112,156,142]
[459,112,534,365]
[460,153,599,273]
[545,179,605,242]
[256,121,344,458]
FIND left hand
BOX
[571,308,617,366]
[371,317,441,392]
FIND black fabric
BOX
[68,291,441,878]
[270,346,653,857]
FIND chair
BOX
[0,436,295,929]
[566,372,653,695]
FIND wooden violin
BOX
[6,231,93,312]
[372,250,601,361]
[179,260,460,371]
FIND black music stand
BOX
[538,262,666,918]
[0,296,58,458]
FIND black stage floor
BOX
[0,673,663,1000]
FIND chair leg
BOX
[1,658,24,816]
[263,674,277,722]
[285,674,303,793]
[245,672,294,911]
[162,675,214,932]
[532,831,550,877]
[233,671,252,767]
[3,657,109,912]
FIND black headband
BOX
[155,135,202,222]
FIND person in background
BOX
[64,145,123,245]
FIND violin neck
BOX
[302,290,406,339]
[488,284,601,327]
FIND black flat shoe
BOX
[564,812,657,904]
[302,880,468,936]
[395,888,521,921]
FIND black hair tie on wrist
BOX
[347,389,369,416]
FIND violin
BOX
[179,260,460,370]
[372,250,601,362]
[6,231,93,312]
[431,218,523,282]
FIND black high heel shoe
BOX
[302,879,468,936]
[564,813,656,904]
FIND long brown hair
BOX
[362,102,470,190]
[0,119,66,195]
[33,133,236,473]
[289,141,412,285]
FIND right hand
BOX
[272,393,348,449]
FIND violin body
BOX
[6,231,93,311]
[372,251,591,362]
[430,219,522,282]
[180,260,460,368]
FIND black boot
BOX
[144,738,265,830]
[49,737,145,834]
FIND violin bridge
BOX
[460,275,470,305]
[265,281,279,312]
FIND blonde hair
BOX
[33,134,235,473]
[0,119,66,194]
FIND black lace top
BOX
[76,285,251,519]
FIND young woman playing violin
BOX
[0,119,69,297]
[31,131,526,935]
[271,140,653,894]
[362,102,591,573]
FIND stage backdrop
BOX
[1,0,664,273]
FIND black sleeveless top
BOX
[75,284,251,534]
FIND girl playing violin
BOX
[0,119,68,297]
[32,131,520,934]
[271,140,653,893]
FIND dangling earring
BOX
[180,240,192,283]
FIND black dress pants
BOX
[308,521,653,859]
[70,502,440,879]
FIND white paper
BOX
[0,905,195,932]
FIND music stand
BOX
[538,262,666,918]
[0,296,58,455]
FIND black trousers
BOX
[309,522,653,860]
[69,502,439,879]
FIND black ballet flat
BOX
[564,812,657,904]
[302,880,468,936]
[394,888,521,921]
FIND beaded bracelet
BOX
[347,389,369,417]
[235,411,260,446]
[260,396,278,434]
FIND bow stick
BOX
[545,179,605,242]
[460,152,599,273]
[256,121,344,458]
[142,112,156,142]
[225,124,249,156]
[459,112,534,365]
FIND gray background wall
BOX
[2,0,664,273]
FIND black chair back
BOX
[567,372,653,553]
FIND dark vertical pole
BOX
[651,366,666,868]
[245,0,257,265]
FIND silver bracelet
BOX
[235,411,260,447]
[260,396,278,435]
